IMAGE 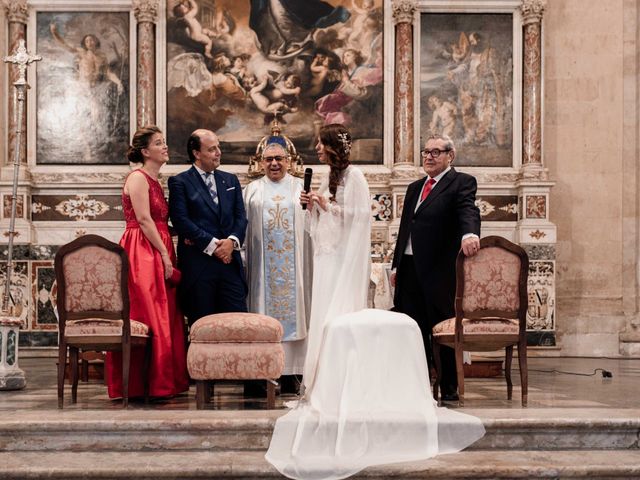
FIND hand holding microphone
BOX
[301,167,313,210]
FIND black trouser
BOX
[396,254,457,392]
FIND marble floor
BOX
[1,354,638,411]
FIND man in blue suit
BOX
[169,129,248,326]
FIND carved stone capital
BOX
[3,0,28,24]
[133,0,159,24]
[392,0,416,25]
[521,0,546,25]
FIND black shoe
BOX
[441,385,459,402]
[279,375,301,395]
[441,391,459,402]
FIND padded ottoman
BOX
[187,312,285,409]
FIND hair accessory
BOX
[337,132,352,156]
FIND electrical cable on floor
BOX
[512,367,613,378]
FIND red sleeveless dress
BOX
[106,170,189,398]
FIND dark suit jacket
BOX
[168,166,248,293]
[392,167,481,322]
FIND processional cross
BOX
[1,39,41,313]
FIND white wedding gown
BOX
[265,167,485,480]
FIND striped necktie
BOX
[204,172,218,205]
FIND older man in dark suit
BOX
[168,129,248,325]
[391,133,481,402]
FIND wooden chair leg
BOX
[203,381,212,404]
[266,380,276,409]
[70,347,79,404]
[81,356,89,382]
[518,341,528,407]
[57,342,67,409]
[454,344,465,407]
[196,380,207,409]
[505,345,513,400]
[143,338,152,405]
[122,341,131,408]
[432,340,441,404]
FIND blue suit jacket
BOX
[168,166,248,290]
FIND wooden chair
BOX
[432,235,529,406]
[54,234,152,408]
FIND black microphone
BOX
[302,167,313,210]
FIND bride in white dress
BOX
[265,124,485,480]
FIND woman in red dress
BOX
[106,126,189,399]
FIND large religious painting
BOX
[166,0,384,164]
[420,13,513,167]
[36,12,130,164]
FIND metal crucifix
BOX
[1,39,41,313]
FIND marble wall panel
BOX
[394,193,518,222]
[526,195,547,219]
[2,193,25,219]
[0,245,56,261]
[476,195,518,222]
[32,195,123,221]
[371,193,392,222]
[31,261,57,330]
[0,261,29,329]
[527,260,555,331]
[19,331,57,347]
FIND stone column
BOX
[520,0,546,176]
[392,0,416,172]
[3,0,28,167]
[133,0,158,128]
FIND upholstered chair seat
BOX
[433,317,519,336]
[65,319,150,338]
[187,312,284,409]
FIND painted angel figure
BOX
[50,23,123,93]
[172,0,215,58]
[167,52,244,102]
[249,72,301,124]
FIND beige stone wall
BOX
[545,0,638,355]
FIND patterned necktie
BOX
[204,172,218,205]
[420,178,436,202]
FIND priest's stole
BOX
[263,182,298,339]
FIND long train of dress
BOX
[265,309,486,480]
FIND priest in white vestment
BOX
[244,139,312,382]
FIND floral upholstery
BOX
[187,342,284,380]
[65,318,149,337]
[62,246,123,313]
[190,313,283,343]
[187,313,284,382]
[433,317,519,336]
[462,247,521,313]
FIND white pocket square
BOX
[226,186,235,191]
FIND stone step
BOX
[0,449,639,479]
[1,408,639,453]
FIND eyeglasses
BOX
[263,156,286,162]
[420,148,451,157]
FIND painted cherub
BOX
[250,73,301,122]
[173,0,214,58]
